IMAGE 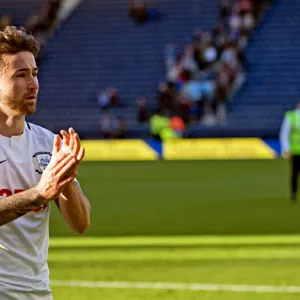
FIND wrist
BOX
[32,186,48,204]
[61,180,76,196]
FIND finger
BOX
[57,155,77,177]
[54,154,76,175]
[63,163,78,177]
[57,172,77,189]
[52,135,61,155]
[73,133,80,156]
[48,151,70,171]
[77,147,85,161]
[60,130,70,147]
[69,128,75,150]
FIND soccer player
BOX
[280,101,300,203]
[0,26,91,299]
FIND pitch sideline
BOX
[51,280,300,294]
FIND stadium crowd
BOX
[144,0,273,141]
[1,0,272,140]
[98,0,274,140]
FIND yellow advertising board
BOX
[164,138,276,160]
[81,140,157,161]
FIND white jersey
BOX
[0,121,56,294]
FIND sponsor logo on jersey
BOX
[32,152,52,174]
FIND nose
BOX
[28,76,39,91]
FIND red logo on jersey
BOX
[0,189,48,212]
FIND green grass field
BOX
[48,160,300,299]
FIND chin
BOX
[24,103,37,115]
[18,106,36,116]
[25,108,36,115]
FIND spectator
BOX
[240,0,252,15]
[109,87,120,106]
[212,24,228,55]
[129,0,160,24]
[170,115,185,137]
[97,87,120,110]
[181,44,199,74]
[202,40,218,70]
[229,8,242,35]
[252,0,269,20]
[149,110,170,141]
[25,0,62,36]
[181,71,203,103]
[0,15,11,31]
[100,114,113,138]
[37,0,61,32]
[137,96,149,123]
[129,0,148,24]
[164,42,177,74]
[44,0,61,27]
[160,126,178,140]
[241,12,255,37]
[100,114,126,139]
[177,95,190,124]
[25,15,41,36]
[111,116,126,139]
[220,42,241,77]
[215,63,231,103]
[219,0,230,23]
[166,58,184,84]
[157,81,177,115]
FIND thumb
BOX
[52,135,61,155]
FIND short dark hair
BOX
[0,26,40,65]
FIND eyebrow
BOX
[15,67,38,73]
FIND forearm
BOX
[279,116,290,153]
[58,181,90,233]
[0,188,46,226]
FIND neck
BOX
[0,110,25,137]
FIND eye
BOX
[17,73,25,78]
[33,73,38,77]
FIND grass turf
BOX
[48,160,300,299]
[50,160,297,236]
[51,288,300,300]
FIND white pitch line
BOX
[51,280,300,294]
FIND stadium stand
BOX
[0,0,44,27]
[2,0,299,139]
[228,0,300,138]
[27,0,220,138]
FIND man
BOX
[0,26,91,299]
[279,101,300,203]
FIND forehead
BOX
[3,52,37,71]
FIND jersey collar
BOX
[0,121,29,143]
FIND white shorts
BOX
[0,290,53,300]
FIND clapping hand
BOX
[36,128,85,201]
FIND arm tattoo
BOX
[0,188,47,226]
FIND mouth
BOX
[25,96,36,103]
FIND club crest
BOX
[33,152,52,174]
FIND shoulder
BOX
[285,110,294,117]
[26,122,56,144]
[282,110,295,123]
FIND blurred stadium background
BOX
[3,0,300,299]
